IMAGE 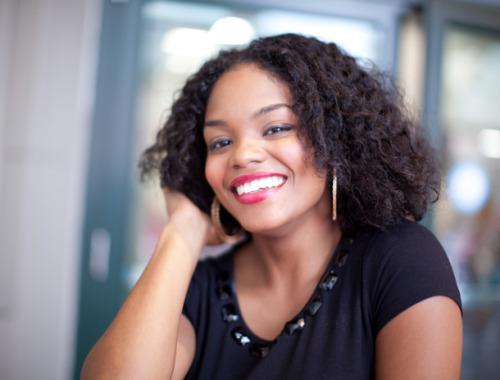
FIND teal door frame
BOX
[73,1,143,377]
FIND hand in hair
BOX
[162,187,223,247]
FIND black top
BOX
[183,221,461,379]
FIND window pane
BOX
[435,23,500,380]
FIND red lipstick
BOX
[230,172,287,205]
[229,172,286,189]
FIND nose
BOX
[229,138,266,169]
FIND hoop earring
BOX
[211,196,244,244]
[332,168,337,222]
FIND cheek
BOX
[278,139,312,173]
[204,156,220,190]
[282,140,326,188]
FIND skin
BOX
[81,63,462,379]
[375,296,462,379]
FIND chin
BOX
[241,219,291,238]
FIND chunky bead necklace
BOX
[215,239,351,358]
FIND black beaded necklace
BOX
[215,238,351,358]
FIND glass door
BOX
[424,2,500,379]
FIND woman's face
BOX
[204,63,330,236]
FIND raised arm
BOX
[375,295,463,379]
[81,190,219,380]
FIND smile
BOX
[229,173,287,204]
[234,176,286,195]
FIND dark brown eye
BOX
[208,139,232,151]
[263,125,293,136]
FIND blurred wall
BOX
[0,0,100,379]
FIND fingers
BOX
[161,187,225,247]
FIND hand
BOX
[162,188,223,247]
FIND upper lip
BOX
[229,172,287,190]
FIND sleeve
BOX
[365,221,462,336]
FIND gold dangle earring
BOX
[332,168,337,222]
[211,196,244,244]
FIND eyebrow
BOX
[204,103,291,127]
[252,103,291,119]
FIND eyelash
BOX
[208,139,232,151]
[207,124,294,151]
[263,124,293,136]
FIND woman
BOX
[81,34,462,379]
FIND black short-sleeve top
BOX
[182,220,461,379]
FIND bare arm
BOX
[81,191,219,380]
[375,296,463,380]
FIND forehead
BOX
[205,63,291,117]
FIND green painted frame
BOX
[73,1,143,377]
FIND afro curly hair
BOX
[140,34,440,236]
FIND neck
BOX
[238,214,341,290]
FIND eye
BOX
[208,138,232,151]
[263,124,294,136]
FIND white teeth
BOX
[243,183,252,194]
[235,176,285,196]
[258,178,271,189]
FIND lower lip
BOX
[233,182,285,204]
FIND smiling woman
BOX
[81,34,462,380]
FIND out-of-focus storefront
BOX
[426,3,500,378]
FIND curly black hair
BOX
[140,33,440,236]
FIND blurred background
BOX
[0,0,499,379]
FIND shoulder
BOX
[360,220,448,270]
[354,220,461,335]
[369,219,442,250]
[183,248,234,317]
